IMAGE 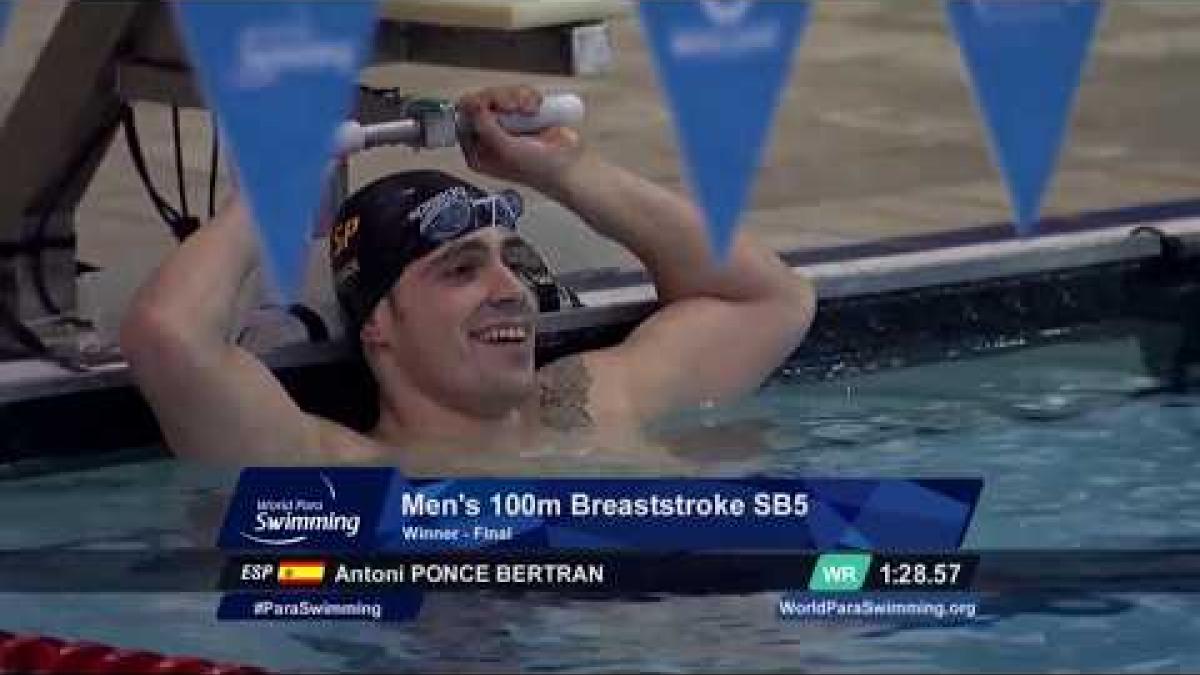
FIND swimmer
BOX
[120,85,816,467]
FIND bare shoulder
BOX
[536,352,633,433]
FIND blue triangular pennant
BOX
[174,1,379,300]
[638,0,810,259]
[0,1,12,43]
[947,0,1103,236]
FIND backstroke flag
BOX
[638,0,810,260]
[946,0,1104,236]
[1,1,12,44]
[174,1,379,301]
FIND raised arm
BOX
[119,195,325,462]
[547,156,814,416]
[460,87,815,424]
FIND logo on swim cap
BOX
[331,215,360,257]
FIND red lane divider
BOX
[0,632,268,674]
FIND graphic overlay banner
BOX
[173,1,378,301]
[946,0,1104,236]
[778,593,982,625]
[220,553,980,593]
[219,470,982,552]
[373,478,979,552]
[218,592,422,622]
[4,549,1194,594]
[216,470,982,621]
[637,0,810,259]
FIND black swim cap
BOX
[329,170,524,332]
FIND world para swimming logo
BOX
[701,0,754,27]
[239,472,362,546]
[234,13,357,89]
[669,0,782,59]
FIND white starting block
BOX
[379,0,627,31]
[0,0,625,357]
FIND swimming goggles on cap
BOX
[414,188,523,243]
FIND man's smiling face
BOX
[362,228,542,416]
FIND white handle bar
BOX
[335,93,584,155]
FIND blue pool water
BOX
[2,334,1199,672]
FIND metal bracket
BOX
[402,98,459,148]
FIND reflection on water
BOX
[3,338,1200,672]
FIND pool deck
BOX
[6,212,1200,406]
[1,1,1199,349]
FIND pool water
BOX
[2,334,1199,673]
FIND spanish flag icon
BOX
[277,560,326,586]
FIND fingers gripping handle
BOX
[335,93,584,155]
[492,93,585,134]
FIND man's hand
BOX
[458,86,584,193]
